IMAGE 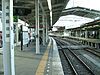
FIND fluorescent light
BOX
[47,0,52,11]
[47,0,52,26]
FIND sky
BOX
[65,0,100,10]
[53,0,100,31]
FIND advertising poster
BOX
[22,26,29,45]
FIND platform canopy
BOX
[0,0,69,26]
[1,0,68,27]
[62,7,100,19]
[1,0,100,27]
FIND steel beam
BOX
[52,3,64,8]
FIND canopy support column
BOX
[35,0,40,54]
[46,18,48,43]
[85,30,88,38]
[42,15,45,46]
[16,22,19,45]
[2,0,15,75]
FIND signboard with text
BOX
[22,26,29,45]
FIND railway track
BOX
[56,40,76,75]
[60,38,100,58]
[62,38,82,46]
[55,39,95,75]
[59,50,75,75]
[85,48,100,57]
[64,48,94,75]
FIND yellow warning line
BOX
[35,39,51,75]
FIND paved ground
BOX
[44,38,64,75]
[0,54,3,75]
[0,41,48,75]
[0,38,64,75]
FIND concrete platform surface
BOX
[0,37,64,75]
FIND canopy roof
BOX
[13,0,69,26]
[0,0,100,28]
[62,7,100,19]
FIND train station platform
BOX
[0,37,64,75]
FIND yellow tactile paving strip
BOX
[35,40,51,75]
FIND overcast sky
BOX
[53,0,100,31]
[65,0,100,10]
